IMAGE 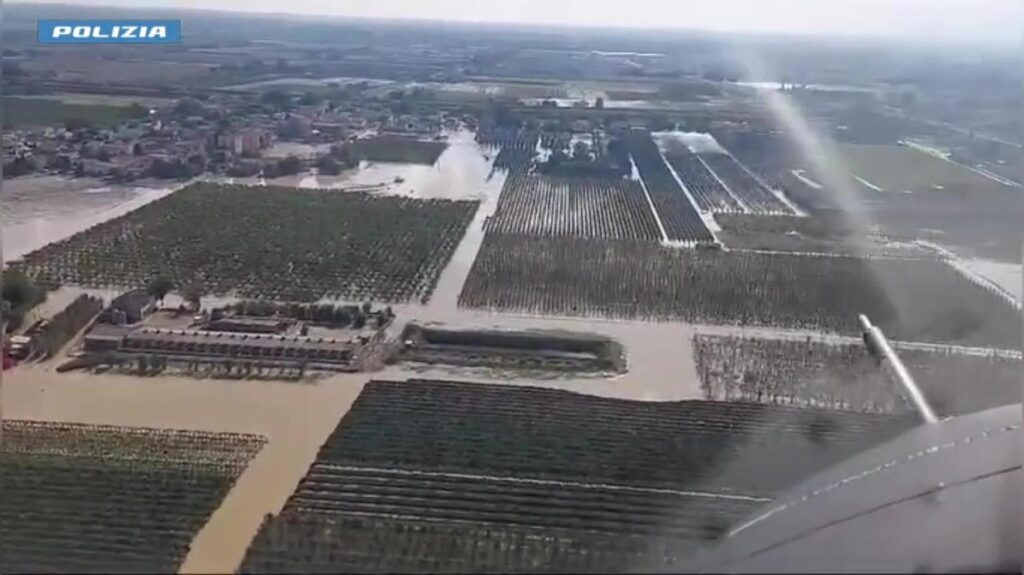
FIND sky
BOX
[17,0,1024,46]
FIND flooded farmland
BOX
[960,258,1022,302]
[298,131,500,200]
[3,175,178,262]
[3,365,371,573]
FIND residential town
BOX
[3,88,452,182]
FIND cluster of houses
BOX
[2,117,276,182]
[3,88,458,183]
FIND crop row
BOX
[664,151,743,213]
[625,132,712,243]
[699,153,793,215]
[239,511,695,573]
[2,422,262,573]
[315,380,912,495]
[286,465,760,539]
[457,234,1021,347]
[716,131,837,213]
[3,420,265,470]
[27,294,104,359]
[491,135,539,173]
[693,334,1022,416]
[719,133,796,189]
[11,183,478,303]
[476,127,534,149]
[237,378,911,572]
[484,171,661,241]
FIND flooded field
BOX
[836,143,1012,196]
[960,258,1021,302]
[3,366,370,574]
[3,307,709,572]
[380,309,703,402]
[294,131,499,200]
[9,115,1017,572]
[3,175,178,262]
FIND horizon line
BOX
[7,0,1019,51]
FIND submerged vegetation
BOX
[12,183,478,303]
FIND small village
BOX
[3,87,453,182]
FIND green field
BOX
[2,96,146,128]
[14,183,479,303]
[836,143,1012,196]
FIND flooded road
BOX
[3,175,178,263]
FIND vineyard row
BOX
[457,234,1021,348]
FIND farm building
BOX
[83,324,133,353]
[101,289,155,325]
[121,328,356,364]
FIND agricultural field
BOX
[713,132,799,186]
[694,335,1022,416]
[395,323,626,374]
[0,420,264,573]
[664,151,742,213]
[713,131,832,213]
[11,183,479,303]
[626,132,712,243]
[483,171,661,241]
[699,153,794,215]
[347,137,448,165]
[713,212,931,257]
[458,235,1021,348]
[239,379,912,571]
[484,133,539,173]
[836,143,1013,196]
[2,96,147,128]
[24,92,175,107]
[242,513,694,573]
[19,53,217,87]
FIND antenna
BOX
[859,314,938,424]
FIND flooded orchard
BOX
[3,175,178,263]
[3,366,370,573]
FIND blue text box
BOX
[38,20,181,44]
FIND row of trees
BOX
[109,353,309,380]
[262,155,304,178]
[225,300,395,329]
[15,183,478,303]
[32,295,104,359]
[2,269,47,332]
[316,145,358,176]
[147,276,203,310]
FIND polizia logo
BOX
[38,20,182,44]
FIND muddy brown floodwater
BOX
[8,129,938,573]
[383,311,703,401]
[3,175,180,263]
[254,130,502,201]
